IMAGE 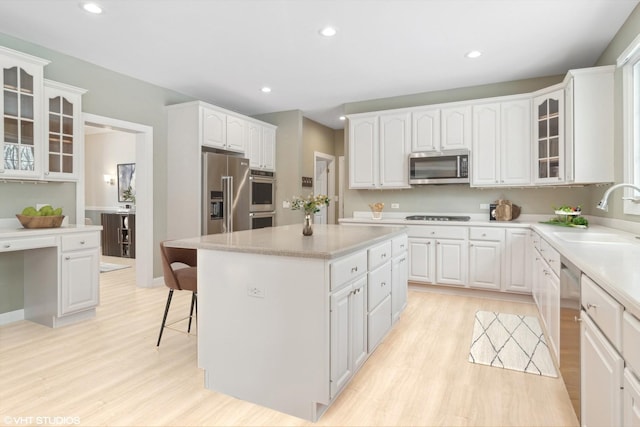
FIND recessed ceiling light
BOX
[319,26,337,37]
[261,87,272,93]
[339,116,346,121]
[465,50,482,59]
[81,2,103,14]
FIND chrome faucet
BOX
[597,183,640,211]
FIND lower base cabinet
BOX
[368,294,392,352]
[581,313,623,427]
[624,368,640,427]
[330,276,367,399]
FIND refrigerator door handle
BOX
[222,176,231,233]
[228,175,234,232]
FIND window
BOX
[619,34,640,215]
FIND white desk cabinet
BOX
[1,224,101,327]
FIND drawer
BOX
[581,274,623,350]
[61,232,101,252]
[540,238,560,276]
[368,240,392,269]
[469,227,504,241]
[391,234,408,256]
[330,250,367,291]
[368,294,392,352]
[407,225,467,240]
[0,236,57,252]
[623,312,640,374]
[368,262,391,310]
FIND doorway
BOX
[313,152,335,225]
[82,113,154,288]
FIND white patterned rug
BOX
[99,262,130,273]
[469,311,557,377]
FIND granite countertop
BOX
[166,224,408,260]
[0,218,102,239]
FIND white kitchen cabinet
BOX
[436,239,467,287]
[468,227,504,291]
[43,80,86,181]
[0,46,49,178]
[60,232,100,316]
[472,98,531,187]
[391,248,408,323]
[504,228,531,293]
[348,115,378,188]
[330,274,367,399]
[441,105,471,150]
[411,108,440,152]
[202,107,227,149]
[564,66,614,184]
[226,115,246,153]
[368,294,392,352]
[624,368,640,427]
[408,237,436,283]
[248,124,276,171]
[581,313,623,427]
[533,89,565,184]
[348,112,410,189]
[379,112,411,188]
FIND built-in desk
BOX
[0,218,102,327]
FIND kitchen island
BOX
[167,224,408,421]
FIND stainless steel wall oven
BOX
[249,169,275,212]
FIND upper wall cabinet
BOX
[564,66,614,184]
[533,89,565,184]
[0,46,49,179]
[248,125,276,171]
[472,98,531,187]
[43,80,86,181]
[411,105,471,153]
[348,112,411,189]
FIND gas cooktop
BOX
[405,215,471,222]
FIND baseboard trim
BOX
[0,309,24,325]
[409,282,535,304]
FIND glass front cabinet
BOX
[533,89,565,184]
[44,80,86,180]
[0,47,49,178]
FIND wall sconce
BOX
[103,174,115,185]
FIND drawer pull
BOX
[482,233,486,237]
[80,240,86,245]
[381,253,387,259]
[3,244,10,248]
[351,266,358,273]
[587,303,598,310]
[400,244,405,249]
[381,282,386,287]
[65,256,70,260]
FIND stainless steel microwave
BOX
[409,149,470,184]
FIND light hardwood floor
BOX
[0,258,578,426]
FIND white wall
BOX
[85,130,136,210]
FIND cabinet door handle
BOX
[381,282,386,287]
[65,256,70,260]
[400,244,405,249]
[587,303,598,310]
[469,243,474,247]
[574,316,582,323]
[80,240,86,245]
[381,253,387,258]
[351,266,358,273]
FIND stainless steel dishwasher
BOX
[560,256,581,422]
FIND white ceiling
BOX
[0,0,637,129]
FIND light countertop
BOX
[0,218,102,239]
[166,224,407,260]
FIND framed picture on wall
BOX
[117,163,136,203]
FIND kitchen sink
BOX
[552,231,637,245]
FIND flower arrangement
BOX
[290,194,330,215]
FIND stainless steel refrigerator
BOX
[202,152,251,235]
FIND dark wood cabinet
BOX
[101,213,135,258]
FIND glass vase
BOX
[302,213,313,236]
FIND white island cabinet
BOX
[167,224,408,422]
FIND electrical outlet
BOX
[247,284,265,298]
[391,203,400,209]
[480,203,490,210]
[282,200,291,209]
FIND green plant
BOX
[290,194,330,214]
[122,185,136,203]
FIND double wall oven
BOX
[249,169,276,229]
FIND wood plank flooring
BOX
[0,258,578,426]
